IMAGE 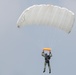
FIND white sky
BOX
[0,0,76,75]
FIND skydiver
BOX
[42,50,52,73]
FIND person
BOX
[42,50,52,73]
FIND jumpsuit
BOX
[42,51,52,73]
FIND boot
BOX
[43,68,45,73]
[49,71,51,73]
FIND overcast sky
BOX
[0,0,76,75]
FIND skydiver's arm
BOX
[49,51,52,57]
[42,51,45,57]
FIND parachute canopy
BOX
[17,4,75,33]
[43,48,51,51]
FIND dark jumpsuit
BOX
[42,51,52,73]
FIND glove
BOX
[42,50,44,53]
[49,51,51,54]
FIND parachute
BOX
[17,4,75,33]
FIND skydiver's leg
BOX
[43,62,46,73]
[48,62,51,73]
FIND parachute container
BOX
[43,48,51,51]
[17,4,75,33]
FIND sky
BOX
[0,0,76,75]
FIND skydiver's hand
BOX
[42,50,44,53]
[49,51,51,54]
